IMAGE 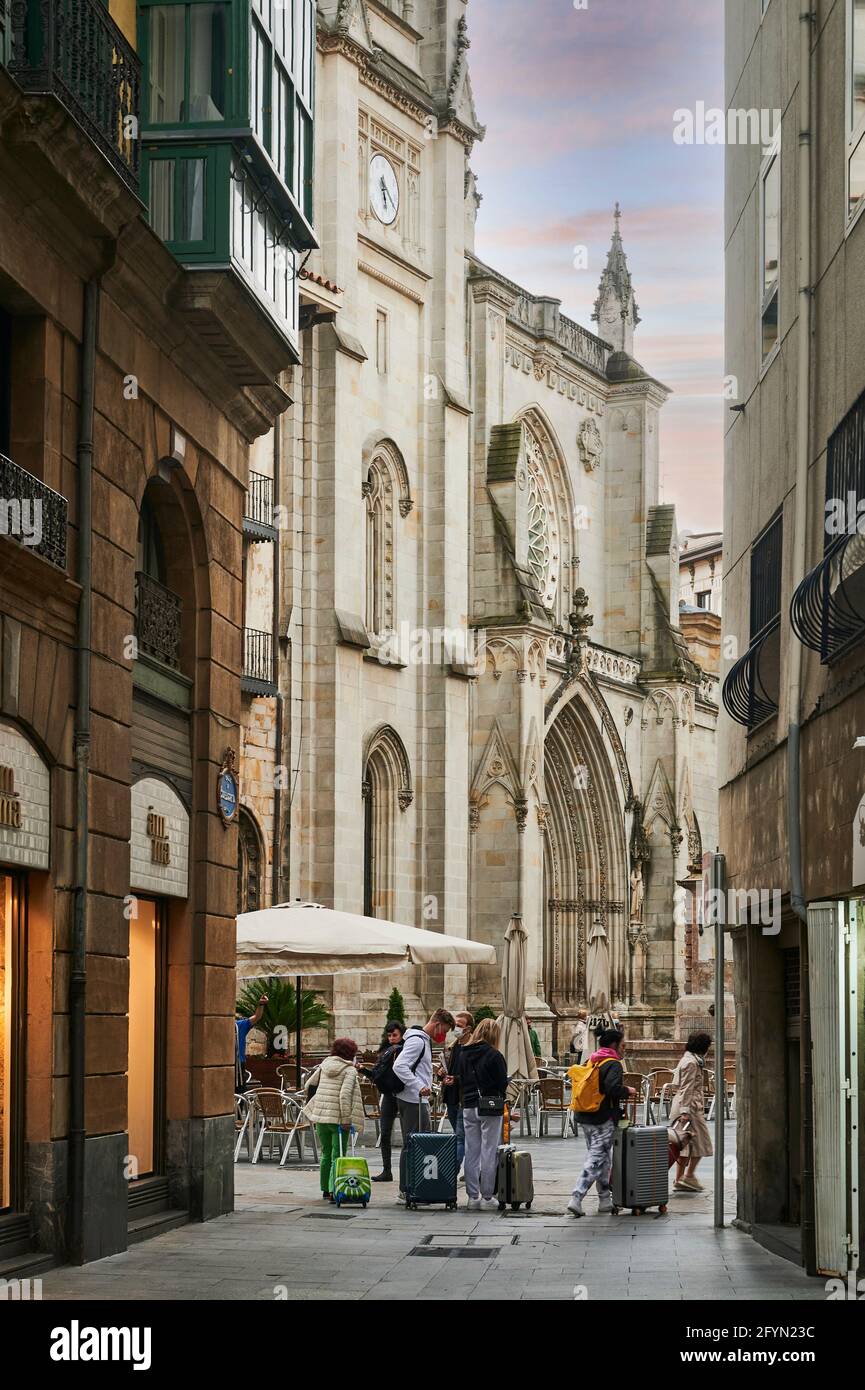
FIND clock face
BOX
[369,153,400,225]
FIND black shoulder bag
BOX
[470,1054,506,1117]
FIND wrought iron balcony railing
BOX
[722,621,780,728]
[242,628,276,693]
[7,0,141,194]
[243,472,277,540]
[790,532,865,663]
[135,571,182,670]
[0,451,67,569]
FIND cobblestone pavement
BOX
[37,1121,826,1301]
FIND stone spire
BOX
[592,203,641,356]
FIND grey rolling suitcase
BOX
[611,1123,669,1215]
[495,1144,534,1211]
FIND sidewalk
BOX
[36,1121,826,1301]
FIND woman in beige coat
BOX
[303,1039,366,1200]
[669,1031,713,1191]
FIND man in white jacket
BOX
[393,1009,455,1203]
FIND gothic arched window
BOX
[237,807,264,915]
[524,426,561,612]
[362,726,413,919]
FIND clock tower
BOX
[593,202,641,356]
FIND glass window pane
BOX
[251,22,268,145]
[853,0,865,131]
[179,158,206,241]
[851,130,865,219]
[189,3,228,121]
[761,288,779,359]
[148,6,185,123]
[149,159,175,239]
[762,155,779,298]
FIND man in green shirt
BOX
[526,1016,542,1060]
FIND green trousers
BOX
[316,1124,350,1193]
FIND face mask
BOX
[452,1026,464,1037]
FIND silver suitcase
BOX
[611,1124,669,1214]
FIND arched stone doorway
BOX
[542,685,629,1032]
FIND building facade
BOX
[0,0,313,1267]
[290,1,723,1065]
[722,0,864,1277]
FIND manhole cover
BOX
[423,1234,518,1249]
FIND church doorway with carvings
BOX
[542,686,629,1050]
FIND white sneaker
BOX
[597,1196,614,1214]
[396,1192,407,1205]
[567,1196,585,1218]
[482,1198,500,1212]
[466,1197,481,1211]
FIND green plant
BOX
[236,978,329,1058]
[473,1004,498,1023]
[381,986,407,1047]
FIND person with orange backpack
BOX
[566,1028,636,1218]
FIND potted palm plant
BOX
[236,978,330,1088]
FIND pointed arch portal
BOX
[542,688,629,1017]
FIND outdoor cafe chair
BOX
[537,1076,569,1138]
[250,1089,314,1165]
[277,1094,319,1166]
[645,1068,674,1124]
[360,1081,382,1144]
[233,1093,256,1163]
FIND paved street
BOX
[37,1122,826,1302]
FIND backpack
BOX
[372,1034,428,1096]
[568,1058,616,1113]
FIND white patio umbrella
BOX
[495,916,538,1085]
[585,915,612,1037]
[236,902,496,1085]
[236,901,496,977]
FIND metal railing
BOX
[7,0,141,193]
[243,472,276,537]
[135,571,182,670]
[722,621,780,728]
[243,628,276,689]
[0,451,67,569]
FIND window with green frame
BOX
[146,148,216,251]
[250,0,315,220]
[145,1,232,125]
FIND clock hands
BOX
[379,175,393,211]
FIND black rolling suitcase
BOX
[611,1122,669,1215]
[405,1103,458,1210]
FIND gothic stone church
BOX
[285,1,719,1053]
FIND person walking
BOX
[567,1028,635,1218]
[438,1011,474,1179]
[669,1031,714,1191]
[392,1009,456,1204]
[456,1018,509,1211]
[356,1020,405,1184]
[303,1038,365,1202]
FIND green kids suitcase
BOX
[332,1128,371,1208]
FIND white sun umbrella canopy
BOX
[236,901,496,978]
[495,916,538,1084]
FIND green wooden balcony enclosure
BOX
[139,0,316,352]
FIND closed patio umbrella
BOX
[585,914,612,1036]
[495,916,538,1086]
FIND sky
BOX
[468,0,725,534]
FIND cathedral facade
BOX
[275,0,720,1053]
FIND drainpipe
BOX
[789,5,814,1275]
[272,415,283,907]
[787,7,813,927]
[69,278,99,1264]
